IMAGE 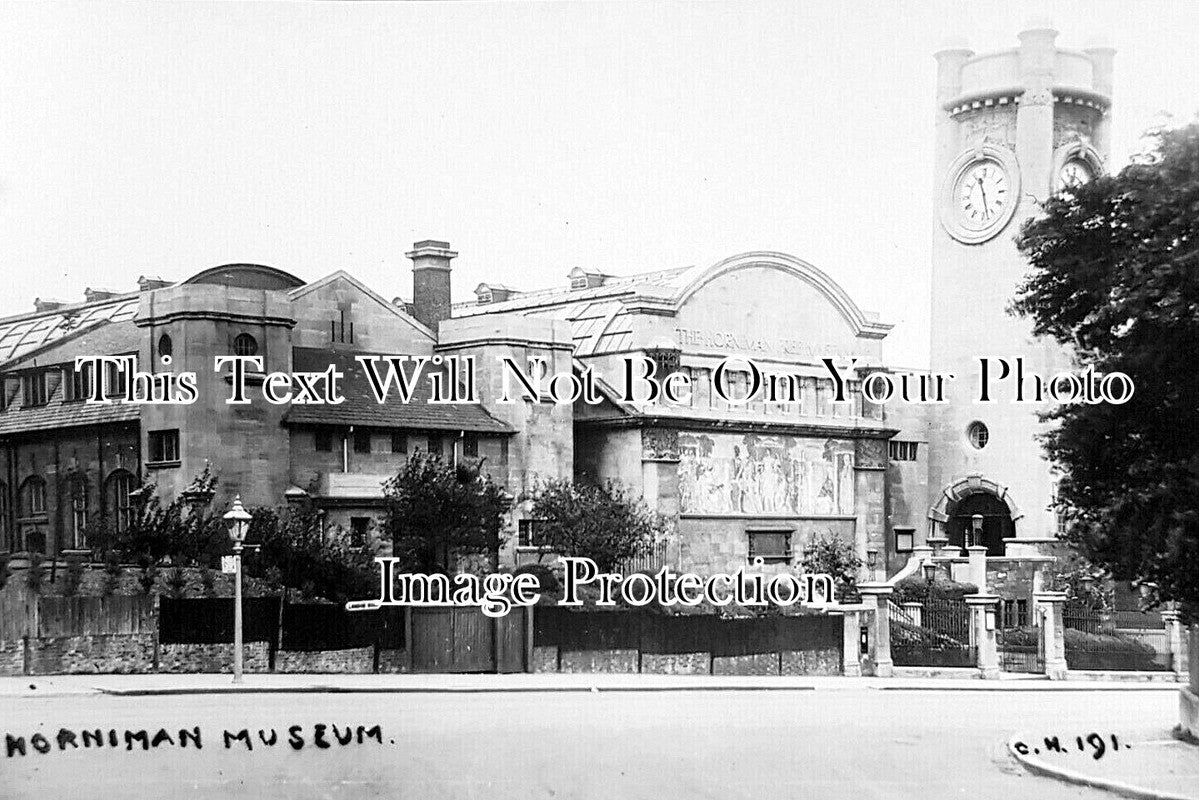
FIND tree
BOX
[800,532,862,602]
[1012,121,1199,620]
[380,452,512,574]
[245,499,377,603]
[523,479,666,572]
[92,466,225,567]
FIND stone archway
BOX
[928,475,1022,557]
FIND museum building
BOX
[0,27,1112,598]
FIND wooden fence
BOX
[0,585,155,640]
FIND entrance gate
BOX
[409,606,529,673]
[890,598,975,667]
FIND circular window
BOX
[967,421,989,450]
[233,333,258,356]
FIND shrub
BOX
[512,563,560,595]
[63,553,86,596]
[24,555,46,594]
[165,565,189,599]
[100,556,123,596]
[199,566,217,596]
[893,576,979,603]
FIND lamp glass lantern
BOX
[921,560,936,585]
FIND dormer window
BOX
[22,372,48,407]
[570,276,588,290]
[477,290,493,305]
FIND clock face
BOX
[1060,159,1093,188]
[956,161,1009,225]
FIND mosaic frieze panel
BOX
[678,432,854,516]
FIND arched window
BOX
[233,333,258,356]
[157,333,173,361]
[105,470,138,533]
[70,474,89,547]
[19,476,46,518]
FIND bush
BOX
[165,565,189,599]
[893,576,979,603]
[512,563,560,594]
[24,555,46,594]
[63,553,86,597]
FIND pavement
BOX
[2,672,1196,799]
[1,671,1191,697]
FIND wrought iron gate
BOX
[890,598,975,667]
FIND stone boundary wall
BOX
[157,642,271,674]
[534,645,842,676]
[274,647,375,674]
[0,640,23,676]
[25,634,155,675]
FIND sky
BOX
[1,1,1197,367]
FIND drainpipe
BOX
[343,427,350,473]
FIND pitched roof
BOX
[0,368,140,436]
[0,296,139,367]
[283,348,511,434]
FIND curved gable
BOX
[184,264,305,291]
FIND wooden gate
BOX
[410,606,529,673]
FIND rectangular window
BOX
[353,429,372,454]
[427,434,444,459]
[747,530,792,564]
[104,360,128,399]
[149,429,180,463]
[65,363,95,402]
[689,367,711,409]
[391,431,407,455]
[22,372,47,406]
[894,528,915,553]
[888,441,919,461]
[315,428,333,452]
[518,519,548,548]
[815,380,830,416]
[462,433,479,458]
[349,517,370,548]
[1015,598,1029,628]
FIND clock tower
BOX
[926,27,1114,552]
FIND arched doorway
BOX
[946,492,1012,556]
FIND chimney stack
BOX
[406,240,457,332]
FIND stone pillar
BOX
[926,537,949,557]
[1034,591,1068,680]
[1162,608,1184,676]
[966,545,988,592]
[1181,624,1199,739]
[902,601,923,628]
[836,608,863,677]
[966,593,1001,679]
[858,583,894,677]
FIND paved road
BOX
[0,685,1177,799]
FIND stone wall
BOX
[274,647,375,674]
[534,645,842,676]
[25,634,155,675]
[986,558,1054,599]
[375,648,410,674]
[157,642,270,673]
[0,640,24,676]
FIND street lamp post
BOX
[223,495,251,684]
